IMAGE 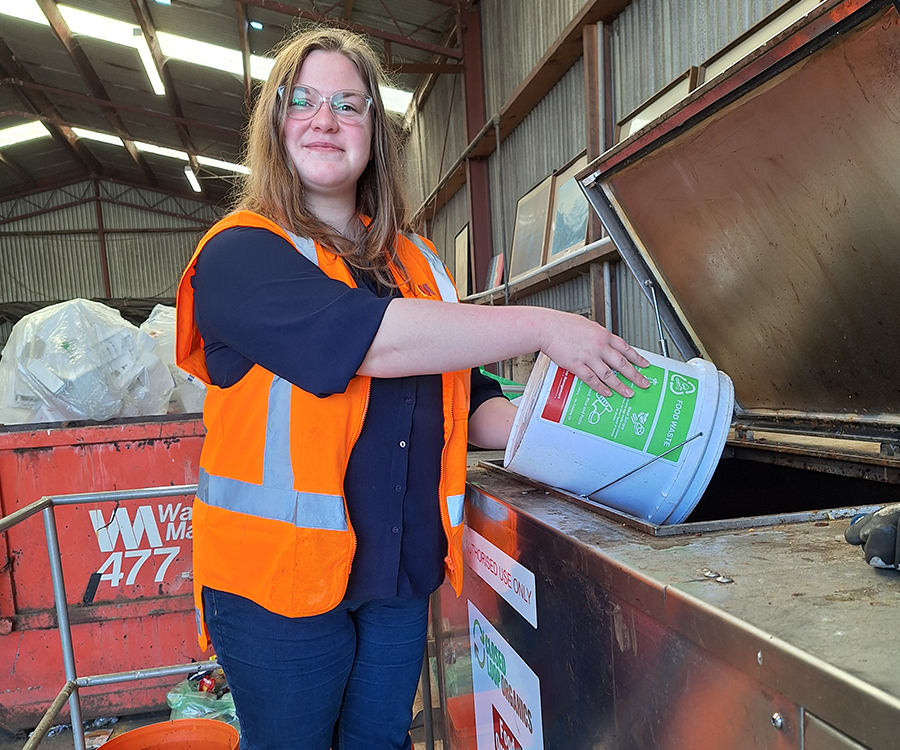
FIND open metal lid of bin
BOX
[578,0,900,445]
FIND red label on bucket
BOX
[541,367,574,423]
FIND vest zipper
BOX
[439,375,456,576]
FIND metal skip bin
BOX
[0,416,205,731]
[434,2,900,749]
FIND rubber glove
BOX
[844,504,900,569]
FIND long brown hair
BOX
[235,27,409,287]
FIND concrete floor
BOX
[0,711,170,750]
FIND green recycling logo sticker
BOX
[669,374,697,396]
[558,364,699,462]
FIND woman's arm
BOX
[467,396,519,449]
[358,298,650,399]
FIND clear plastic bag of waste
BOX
[0,299,174,424]
[139,304,206,414]
[166,671,240,734]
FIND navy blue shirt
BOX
[191,226,503,601]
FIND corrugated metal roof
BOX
[0,0,459,205]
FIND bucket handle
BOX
[580,432,704,499]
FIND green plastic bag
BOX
[166,674,240,734]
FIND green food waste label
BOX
[556,365,699,462]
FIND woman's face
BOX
[282,50,374,212]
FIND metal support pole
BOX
[644,279,669,357]
[494,114,509,309]
[602,260,613,329]
[420,653,434,750]
[76,661,218,688]
[43,506,86,750]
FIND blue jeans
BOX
[202,588,429,750]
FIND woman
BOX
[176,27,649,750]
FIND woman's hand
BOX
[536,308,650,398]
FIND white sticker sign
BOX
[464,526,537,628]
[468,600,544,750]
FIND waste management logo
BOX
[469,600,544,750]
[88,501,191,589]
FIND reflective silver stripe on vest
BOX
[286,230,318,266]
[404,233,459,303]
[198,468,349,531]
[263,375,294,490]
[447,493,465,527]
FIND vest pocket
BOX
[274,526,355,615]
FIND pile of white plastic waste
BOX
[139,304,206,415]
[0,299,205,425]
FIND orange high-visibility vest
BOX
[176,211,470,649]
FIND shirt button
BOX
[399,440,407,448]
[405,397,412,405]
[391,526,400,534]
[394,484,402,492]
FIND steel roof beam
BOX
[4,110,242,177]
[130,0,202,180]
[374,0,405,37]
[402,3,455,39]
[0,38,100,177]
[234,1,254,112]
[0,79,238,139]
[36,0,158,186]
[239,0,462,59]
[386,62,462,74]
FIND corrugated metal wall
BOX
[480,0,587,115]
[424,185,469,277]
[404,72,467,211]
[0,233,106,304]
[410,0,587,257]
[106,231,207,299]
[99,183,217,299]
[517,273,592,317]
[0,182,94,222]
[0,197,105,303]
[99,182,220,226]
[0,180,218,306]
[488,59,587,278]
[611,0,793,120]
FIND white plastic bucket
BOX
[503,348,734,525]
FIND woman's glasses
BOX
[278,85,373,124]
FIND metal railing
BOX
[0,485,438,749]
[0,485,215,750]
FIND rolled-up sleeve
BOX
[469,366,506,416]
[192,226,392,395]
